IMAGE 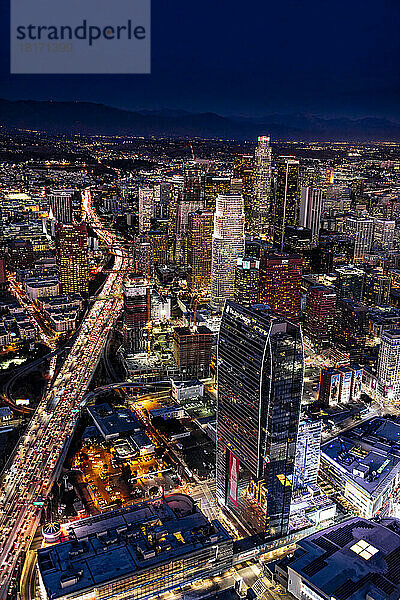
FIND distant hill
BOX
[0,98,399,141]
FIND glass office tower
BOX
[216,301,303,539]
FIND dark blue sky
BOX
[1,0,399,119]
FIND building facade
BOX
[258,253,302,322]
[122,278,148,354]
[273,158,300,250]
[216,301,303,538]
[253,135,272,232]
[55,222,88,295]
[211,194,245,311]
[377,330,400,403]
[299,187,323,242]
[187,210,213,296]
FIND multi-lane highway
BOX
[0,189,130,596]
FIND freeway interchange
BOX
[0,189,130,596]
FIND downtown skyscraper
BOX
[253,135,272,233]
[216,301,303,538]
[55,222,89,295]
[138,188,154,233]
[211,194,245,311]
[273,158,300,250]
[377,330,400,403]
[48,189,74,223]
[187,210,214,296]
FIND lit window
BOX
[350,539,379,560]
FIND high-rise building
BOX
[48,189,74,223]
[253,135,272,232]
[283,226,313,274]
[138,188,154,233]
[234,256,260,306]
[273,158,300,250]
[233,155,254,222]
[204,175,231,211]
[175,198,204,267]
[293,419,322,492]
[187,210,213,296]
[345,217,374,263]
[334,299,368,362]
[318,367,342,406]
[55,222,88,295]
[334,265,365,301]
[211,194,245,311]
[153,182,170,219]
[305,286,337,348]
[258,252,302,322]
[373,218,395,250]
[122,277,148,354]
[216,301,303,538]
[377,329,400,403]
[318,365,363,406]
[299,187,323,242]
[362,269,391,306]
[173,326,213,378]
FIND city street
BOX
[0,189,131,596]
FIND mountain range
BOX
[0,98,399,141]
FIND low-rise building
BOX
[276,517,400,600]
[37,494,233,600]
[320,417,400,518]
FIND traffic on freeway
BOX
[0,188,131,596]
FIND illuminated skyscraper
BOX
[305,286,337,349]
[211,194,245,311]
[216,301,303,538]
[377,330,400,403]
[258,252,303,322]
[293,419,322,492]
[334,299,368,363]
[204,175,231,211]
[175,168,204,266]
[173,326,213,378]
[138,188,154,233]
[234,256,260,306]
[122,277,148,354]
[345,217,374,263]
[299,187,323,242]
[233,155,254,223]
[48,189,74,223]
[55,222,88,295]
[373,219,395,250]
[253,135,272,232]
[273,158,300,250]
[187,210,213,296]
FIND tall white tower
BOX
[138,188,154,233]
[377,330,400,403]
[211,194,245,311]
[253,135,272,232]
[299,186,324,242]
[345,217,374,263]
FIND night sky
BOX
[1,0,399,119]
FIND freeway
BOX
[0,188,131,597]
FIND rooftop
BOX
[87,403,141,440]
[37,494,231,600]
[285,517,400,600]
[321,417,400,496]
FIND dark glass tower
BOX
[273,158,300,251]
[216,301,303,539]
